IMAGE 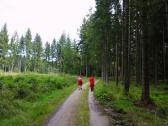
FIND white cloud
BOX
[0,0,95,43]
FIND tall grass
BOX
[75,85,90,126]
[0,73,77,126]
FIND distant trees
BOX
[56,34,80,74]
[50,39,57,69]
[9,32,19,72]
[25,28,32,72]
[0,25,80,74]
[0,24,9,71]
[44,42,51,72]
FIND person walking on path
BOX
[77,75,83,90]
[89,75,95,92]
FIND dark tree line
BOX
[79,0,168,104]
[0,26,80,74]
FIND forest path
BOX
[89,82,112,126]
[44,81,112,126]
[44,83,88,126]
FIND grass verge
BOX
[75,84,90,126]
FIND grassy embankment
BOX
[94,81,168,126]
[0,73,77,126]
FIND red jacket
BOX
[78,77,83,85]
[90,76,95,87]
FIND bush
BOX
[0,73,76,120]
[25,92,40,102]
[15,83,31,99]
[14,76,25,83]
[0,90,16,118]
[0,81,3,89]
[0,76,13,86]
[0,99,15,118]
[1,75,76,98]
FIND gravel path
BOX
[89,89,111,126]
[44,82,111,126]
[45,84,88,126]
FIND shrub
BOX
[25,92,40,102]
[14,76,25,83]
[15,83,31,99]
[0,99,15,118]
[0,81,3,89]
[0,90,16,118]
[0,74,76,120]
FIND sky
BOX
[0,0,95,43]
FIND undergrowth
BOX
[0,73,76,126]
[94,81,168,126]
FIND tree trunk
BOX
[136,22,141,85]
[154,43,158,86]
[165,0,168,37]
[86,64,88,77]
[101,29,109,85]
[104,34,109,85]
[123,0,130,95]
[11,60,14,72]
[163,25,166,83]
[165,0,168,83]
[121,0,125,83]
[101,50,105,81]
[141,0,150,104]
[116,42,119,86]
[19,57,22,73]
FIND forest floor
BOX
[94,81,168,126]
[44,82,114,126]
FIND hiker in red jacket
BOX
[89,75,95,92]
[77,75,83,90]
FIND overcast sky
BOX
[0,0,95,43]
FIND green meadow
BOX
[0,73,77,126]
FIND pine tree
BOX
[32,34,43,72]
[141,0,150,104]
[0,23,9,71]
[25,28,32,71]
[9,32,19,72]
[51,39,57,68]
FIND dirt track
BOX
[89,85,112,126]
[45,82,111,126]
